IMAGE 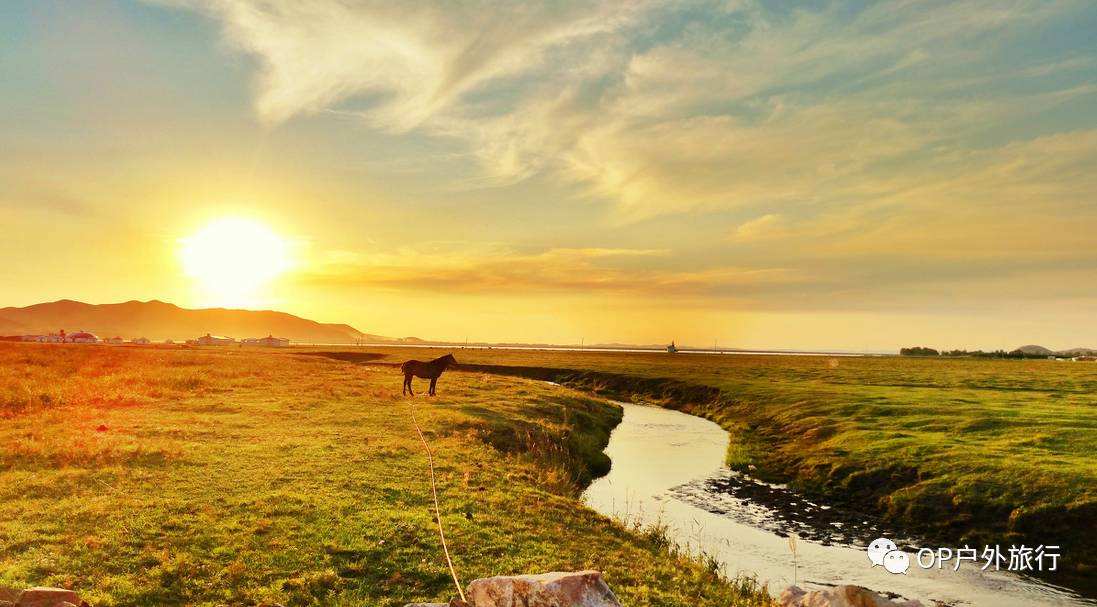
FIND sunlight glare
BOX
[180,218,289,307]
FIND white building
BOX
[196,333,235,346]
[132,337,150,345]
[243,335,290,347]
[106,336,125,345]
[69,331,100,344]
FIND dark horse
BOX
[400,353,457,396]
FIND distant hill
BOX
[1054,347,1097,356]
[1015,345,1097,357]
[0,316,26,335]
[0,299,376,344]
[1015,344,1054,356]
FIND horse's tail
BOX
[399,361,410,374]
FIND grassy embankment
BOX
[326,347,1097,585]
[0,343,772,607]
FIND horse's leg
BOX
[429,377,437,396]
[407,376,415,397]
[402,375,407,395]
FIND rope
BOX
[409,403,467,603]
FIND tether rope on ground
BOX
[408,402,467,603]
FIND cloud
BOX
[295,237,1097,315]
[731,214,783,241]
[160,0,647,128]
[1,185,92,217]
[158,0,1095,219]
[153,0,1097,317]
[298,243,807,300]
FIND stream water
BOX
[581,401,1091,606]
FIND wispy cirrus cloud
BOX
[298,243,806,300]
[294,238,1097,314]
[156,0,649,127]
[153,0,1097,315]
[158,0,1096,219]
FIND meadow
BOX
[0,343,772,606]
[323,346,1097,586]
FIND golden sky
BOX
[2,1,1096,351]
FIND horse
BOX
[400,353,457,396]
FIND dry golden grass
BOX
[0,343,772,607]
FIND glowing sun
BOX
[181,218,289,307]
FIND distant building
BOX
[244,334,290,347]
[69,331,100,343]
[666,341,678,353]
[196,333,235,346]
[132,337,150,345]
[106,336,125,344]
[26,331,66,343]
[242,335,289,347]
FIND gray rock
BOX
[779,585,922,607]
[466,571,620,607]
[15,588,81,607]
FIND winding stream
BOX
[581,401,1091,606]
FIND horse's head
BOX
[442,353,458,366]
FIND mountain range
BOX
[1016,344,1097,356]
[0,299,380,344]
[5,300,1094,353]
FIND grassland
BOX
[0,343,772,607]
[323,347,1097,586]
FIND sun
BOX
[181,218,289,307]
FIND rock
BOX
[0,600,15,607]
[780,587,807,605]
[779,585,922,607]
[15,587,81,607]
[466,571,620,607]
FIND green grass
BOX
[327,347,1097,583]
[0,343,772,607]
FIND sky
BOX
[1,0,1096,351]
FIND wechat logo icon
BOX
[868,538,910,574]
